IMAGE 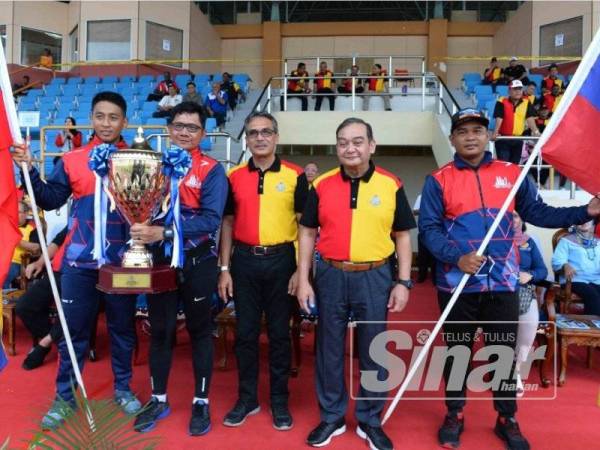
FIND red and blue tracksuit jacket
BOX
[418,152,591,293]
[27,136,131,270]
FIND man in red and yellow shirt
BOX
[483,57,503,93]
[297,118,415,450]
[314,61,336,111]
[281,62,311,111]
[218,111,308,431]
[542,63,563,94]
[542,84,563,113]
[364,63,391,111]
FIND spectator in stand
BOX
[221,72,246,111]
[281,62,311,111]
[16,226,69,370]
[523,82,539,106]
[147,71,179,102]
[337,65,364,95]
[482,57,503,93]
[205,81,228,127]
[542,63,563,94]
[153,85,182,118]
[503,57,529,86]
[542,84,563,113]
[3,201,41,289]
[530,106,551,187]
[13,75,31,97]
[364,63,391,111]
[55,117,83,152]
[552,221,600,315]
[182,81,203,106]
[303,161,320,184]
[314,61,336,111]
[492,80,540,164]
[39,49,53,70]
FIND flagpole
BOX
[0,42,94,427]
[383,28,600,424]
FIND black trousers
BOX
[315,88,335,111]
[438,290,519,417]
[231,244,296,406]
[280,90,308,111]
[495,139,523,164]
[570,282,600,315]
[16,272,63,343]
[146,255,218,397]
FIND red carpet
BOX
[2,282,600,449]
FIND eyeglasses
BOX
[170,122,202,133]
[247,128,276,139]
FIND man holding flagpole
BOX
[418,108,600,450]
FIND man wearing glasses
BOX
[131,102,228,436]
[218,111,309,430]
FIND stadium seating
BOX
[462,72,482,94]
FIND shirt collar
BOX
[453,151,493,170]
[340,160,375,182]
[88,135,128,149]
[248,155,281,173]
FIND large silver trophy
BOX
[97,133,177,294]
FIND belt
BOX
[322,258,388,272]
[235,242,293,256]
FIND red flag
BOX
[0,90,20,287]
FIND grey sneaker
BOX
[41,399,75,430]
[115,390,142,415]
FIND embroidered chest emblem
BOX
[185,174,202,189]
[494,176,513,189]
[370,195,381,206]
[276,181,286,192]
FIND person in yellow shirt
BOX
[39,48,53,70]
[3,202,40,289]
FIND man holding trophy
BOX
[130,102,228,436]
[11,92,142,428]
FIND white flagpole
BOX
[383,28,600,424]
[0,43,94,426]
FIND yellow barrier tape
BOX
[445,55,581,61]
[53,57,283,69]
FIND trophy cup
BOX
[96,131,177,294]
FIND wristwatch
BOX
[219,265,230,272]
[397,279,414,290]
[163,227,174,240]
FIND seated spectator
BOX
[152,85,182,118]
[303,161,320,184]
[503,56,529,86]
[13,75,31,97]
[38,48,53,70]
[523,82,539,106]
[542,63,563,94]
[313,61,336,111]
[513,212,548,396]
[204,81,228,126]
[147,71,179,102]
[221,72,245,111]
[337,65,364,95]
[182,81,202,106]
[54,117,82,152]
[542,84,563,113]
[364,63,391,111]
[482,57,503,92]
[552,221,600,315]
[281,62,311,111]
[3,201,41,289]
[16,226,68,370]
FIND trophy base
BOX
[97,265,177,294]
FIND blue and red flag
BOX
[539,30,600,194]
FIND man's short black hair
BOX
[527,82,537,87]
[244,111,278,134]
[336,117,374,141]
[170,101,207,128]
[549,63,558,70]
[186,81,196,87]
[491,57,498,62]
[297,62,306,69]
[374,63,382,69]
[92,91,127,115]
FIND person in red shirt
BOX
[483,57,503,93]
[281,62,311,111]
[364,63,391,111]
[314,61,336,111]
[147,71,179,102]
[542,63,563,94]
[54,117,83,152]
[542,84,563,113]
[337,65,364,95]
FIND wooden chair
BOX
[535,284,558,387]
[1,254,32,355]
[551,229,584,314]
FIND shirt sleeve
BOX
[528,239,549,282]
[525,102,536,118]
[493,100,504,119]
[52,226,69,247]
[29,228,40,244]
[393,186,417,231]
[294,173,309,213]
[551,238,569,272]
[23,161,72,211]
[299,187,319,228]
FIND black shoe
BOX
[306,418,346,447]
[223,400,260,427]
[356,423,393,450]
[22,344,51,370]
[271,404,293,431]
[438,411,464,449]
[494,416,530,450]
[189,401,211,436]
[133,397,171,433]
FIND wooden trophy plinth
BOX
[97,265,177,294]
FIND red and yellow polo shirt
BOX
[485,67,502,82]
[300,162,415,262]
[225,156,308,246]
[368,70,388,92]
[493,97,536,136]
[315,70,334,90]
[543,76,563,93]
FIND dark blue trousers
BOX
[56,265,137,402]
[314,260,393,427]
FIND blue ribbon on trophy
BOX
[88,143,118,266]
[161,145,192,268]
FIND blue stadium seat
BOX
[18,99,37,111]
[44,85,62,96]
[45,130,61,152]
[233,73,250,84]
[495,85,509,98]
[83,76,100,84]
[66,77,82,85]
[80,85,98,95]
[200,137,212,151]
[484,100,497,116]
[77,101,93,112]
[121,128,138,144]
[50,77,67,86]
[120,75,136,84]
[473,85,493,98]
[138,75,156,85]
[462,72,482,94]
[476,94,496,111]
[97,83,116,92]
[145,117,167,126]
[119,86,140,97]
[141,101,159,114]
[175,74,192,86]
[102,75,118,84]
[566,73,574,85]
[205,117,217,133]
[61,84,80,96]
[528,74,543,95]
[59,94,78,105]
[55,103,73,118]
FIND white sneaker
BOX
[516,372,524,397]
